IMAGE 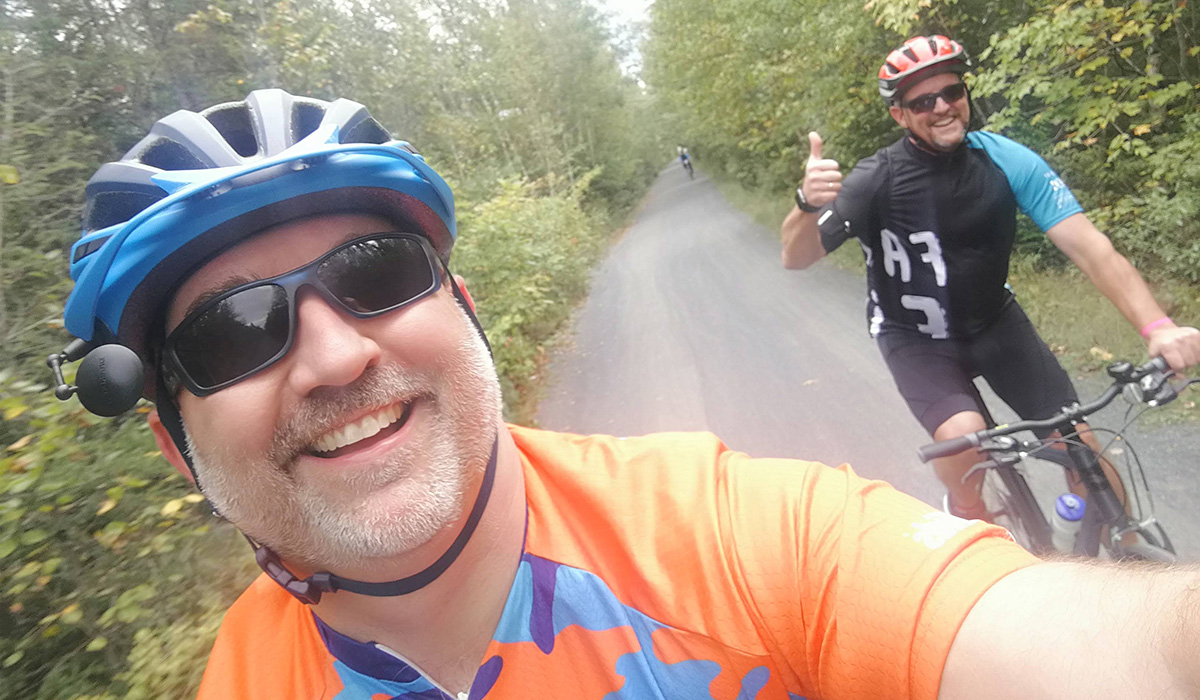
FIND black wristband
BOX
[795,187,820,213]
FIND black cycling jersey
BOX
[818,131,1083,339]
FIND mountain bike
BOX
[681,157,694,179]
[917,358,1194,562]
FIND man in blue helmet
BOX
[56,90,1200,700]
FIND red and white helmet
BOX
[878,35,971,105]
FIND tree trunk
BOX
[0,57,13,344]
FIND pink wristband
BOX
[1140,316,1173,339]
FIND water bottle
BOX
[1050,494,1087,553]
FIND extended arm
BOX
[782,132,842,270]
[940,561,1200,699]
[1047,213,1200,370]
[781,206,826,269]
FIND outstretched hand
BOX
[802,132,843,209]
[1146,324,1200,372]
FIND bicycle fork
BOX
[1063,438,1127,556]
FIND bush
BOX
[0,371,255,700]
[454,173,611,419]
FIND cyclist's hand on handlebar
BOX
[802,132,842,208]
[1145,323,1200,372]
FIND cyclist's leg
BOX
[970,302,1128,506]
[931,411,991,518]
[876,330,989,516]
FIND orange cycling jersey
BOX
[198,426,1037,700]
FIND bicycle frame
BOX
[921,358,1184,563]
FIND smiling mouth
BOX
[308,401,415,458]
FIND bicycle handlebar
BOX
[916,357,1177,463]
[916,434,979,462]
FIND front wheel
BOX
[983,464,1055,555]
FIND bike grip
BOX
[916,435,977,463]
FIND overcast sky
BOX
[601,0,651,24]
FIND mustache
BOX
[268,365,427,467]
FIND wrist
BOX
[794,186,820,214]
[1140,316,1175,339]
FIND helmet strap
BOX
[154,364,201,483]
[248,434,499,604]
[443,264,494,359]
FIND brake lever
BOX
[962,439,1023,484]
[1138,366,1179,407]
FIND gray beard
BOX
[185,310,503,571]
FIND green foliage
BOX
[0,372,257,700]
[2,0,661,696]
[974,0,1200,283]
[647,0,1200,291]
[645,0,895,193]
[455,174,610,416]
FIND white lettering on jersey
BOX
[868,290,884,337]
[859,239,873,267]
[880,228,911,282]
[1043,172,1073,211]
[908,231,947,287]
[818,210,834,226]
[901,295,949,339]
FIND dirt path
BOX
[537,164,1199,561]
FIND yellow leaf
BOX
[96,499,117,516]
[0,164,18,185]
[1089,346,1114,361]
[3,406,27,420]
[1132,123,1152,135]
[182,494,205,504]
[160,499,184,517]
[6,435,32,452]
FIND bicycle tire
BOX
[984,465,1055,555]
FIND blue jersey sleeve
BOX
[966,131,1083,232]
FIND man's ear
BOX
[147,408,195,484]
[454,274,477,313]
[889,104,908,129]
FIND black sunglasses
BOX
[164,233,442,396]
[901,82,968,114]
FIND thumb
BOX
[808,131,823,162]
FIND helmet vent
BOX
[84,191,166,233]
[293,102,326,144]
[343,118,390,145]
[205,105,258,158]
[140,139,207,171]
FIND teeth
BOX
[311,403,405,454]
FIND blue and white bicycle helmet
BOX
[63,89,456,393]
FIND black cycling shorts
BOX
[876,301,1078,438]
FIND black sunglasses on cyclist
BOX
[901,82,968,114]
[163,232,442,396]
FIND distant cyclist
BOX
[781,35,1200,519]
[678,145,693,177]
